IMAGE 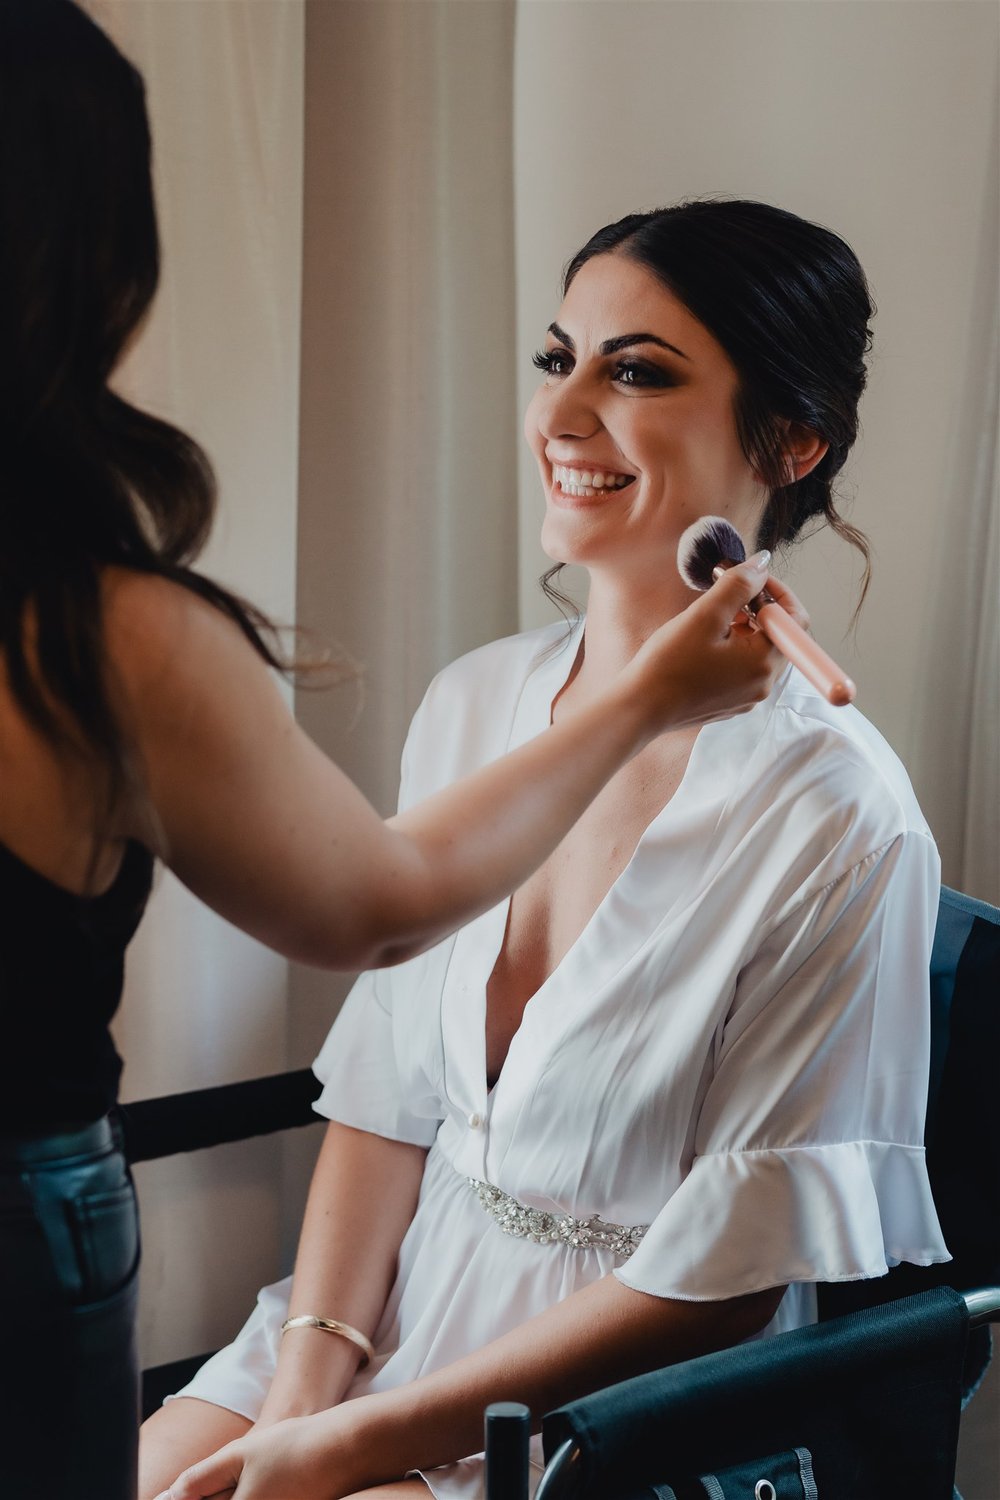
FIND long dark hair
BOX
[545,198,874,610]
[0,0,285,833]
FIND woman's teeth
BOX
[552,464,633,497]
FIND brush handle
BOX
[755,600,856,706]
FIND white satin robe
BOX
[176,617,950,1498]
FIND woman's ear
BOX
[783,423,828,483]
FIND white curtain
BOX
[85,0,305,1367]
[963,324,999,902]
[287,0,519,1097]
[906,74,999,907]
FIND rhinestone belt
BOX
[468,1177,648,1259]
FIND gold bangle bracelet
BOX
[279,1314,375,1368]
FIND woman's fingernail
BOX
[748,549,771,570]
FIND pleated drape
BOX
[287,0,519,1075]
[88,0,305,1367]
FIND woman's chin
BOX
[540,511,605,569]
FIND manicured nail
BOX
[748,549,771,570]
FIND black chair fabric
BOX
[926,888,1000,1291]
[542,1288,971,1500]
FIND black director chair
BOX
[528,1285,1000,1500]
[127,886,1000,1496]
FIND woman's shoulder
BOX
[396,619,578,801]
[755,670,934,878]
[709,672,940,940]
[416,618,577,719]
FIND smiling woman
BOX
[530,201,870,616]
[529,258,776,586]
[142,201,948,1500]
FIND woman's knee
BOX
[138,1396,251,1500]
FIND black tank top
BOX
[0,838,154,1133]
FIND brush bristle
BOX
[677,516,747,592]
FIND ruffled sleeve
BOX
[617,830,951,1301]
[310,694,444,1148]
[311,968,441,1146]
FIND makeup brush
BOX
[678,516,856,707]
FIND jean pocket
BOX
[67,1181,141,1305]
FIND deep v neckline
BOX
[434,619,783,1173]
[481,619,704,1091]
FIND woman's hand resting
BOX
[153,1403,370,1500]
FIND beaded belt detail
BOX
[468,1178,648,1259]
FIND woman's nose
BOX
[536,374,601,440]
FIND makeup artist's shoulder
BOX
[773,673,931,842]
[98,567,252,697]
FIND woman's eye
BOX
[613,359,671,389]
[532,348,572,377]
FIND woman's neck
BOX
[565,568,695,705]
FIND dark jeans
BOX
[0,1116,140,1500]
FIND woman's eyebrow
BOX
[600,331,691,361]
[548,321,575,349]
[546,322,691,362]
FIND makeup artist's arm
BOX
[159,1276,785,1499]
[107,557,784,971]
